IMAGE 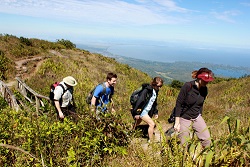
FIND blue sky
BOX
[1,0,250,49]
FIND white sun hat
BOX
[63,76,77,86]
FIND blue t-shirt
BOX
[93,83,114,109]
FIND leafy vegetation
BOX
[20,37,32,46]
[0,34,249,166]
[0,51,10,80]
[0,96,8,109]
[170,79,183,89]
[0,108,132,166]
[56,39,76,49]
[164,118,249,167]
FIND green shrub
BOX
[160,116,250,167]
[0,51,9,80]
[20,37,32,46]
[170,79,183,89]
[0,108,131,166]
[0,96,8,109]
[10,44,40,58]
[56,39,76,49]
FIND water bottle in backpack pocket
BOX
[86,83,106,105]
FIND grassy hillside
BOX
[0,34,249,166]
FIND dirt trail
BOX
[6,57,44,87]
[49,50,65,57]
[6,50,61,87]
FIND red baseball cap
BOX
[197,72,214,82]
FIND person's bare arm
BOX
[54,100,64,119]
[174,117,180,132]
[90,96,97,111]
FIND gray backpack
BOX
[86,83,106,104]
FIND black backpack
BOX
[130,83,149,107]
[49,82,67,105]
[86,83,106,104]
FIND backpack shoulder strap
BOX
[187,81,193,92]
[101,82,106,95]
[185,81,200,108]
[58,84,67,97]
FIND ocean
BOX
[77,43,250,78]
[107,44,250,68]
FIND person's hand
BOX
[90,105,95,112]
[134,115,140,120]
[111,107,116,114]
[58,111,64,119]
[154,115,159,119]
[174,123,180,132]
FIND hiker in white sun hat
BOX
[63,76,77,87]
[54,76,77,121]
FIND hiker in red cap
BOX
[173,67,214,148]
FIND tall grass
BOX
[107,117,249,167]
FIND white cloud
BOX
[0,0,190,25]
[211,10,241,23]
[152,0,189,12]
[240,2,250,7]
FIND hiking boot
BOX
[165,127,175,136]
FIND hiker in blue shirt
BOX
[90,72,117,119]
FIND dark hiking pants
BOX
[57,104,78,122]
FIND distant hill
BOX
[77,43,250,84]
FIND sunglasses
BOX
[203,73,213,79]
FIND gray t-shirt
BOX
[54,82,73,107]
